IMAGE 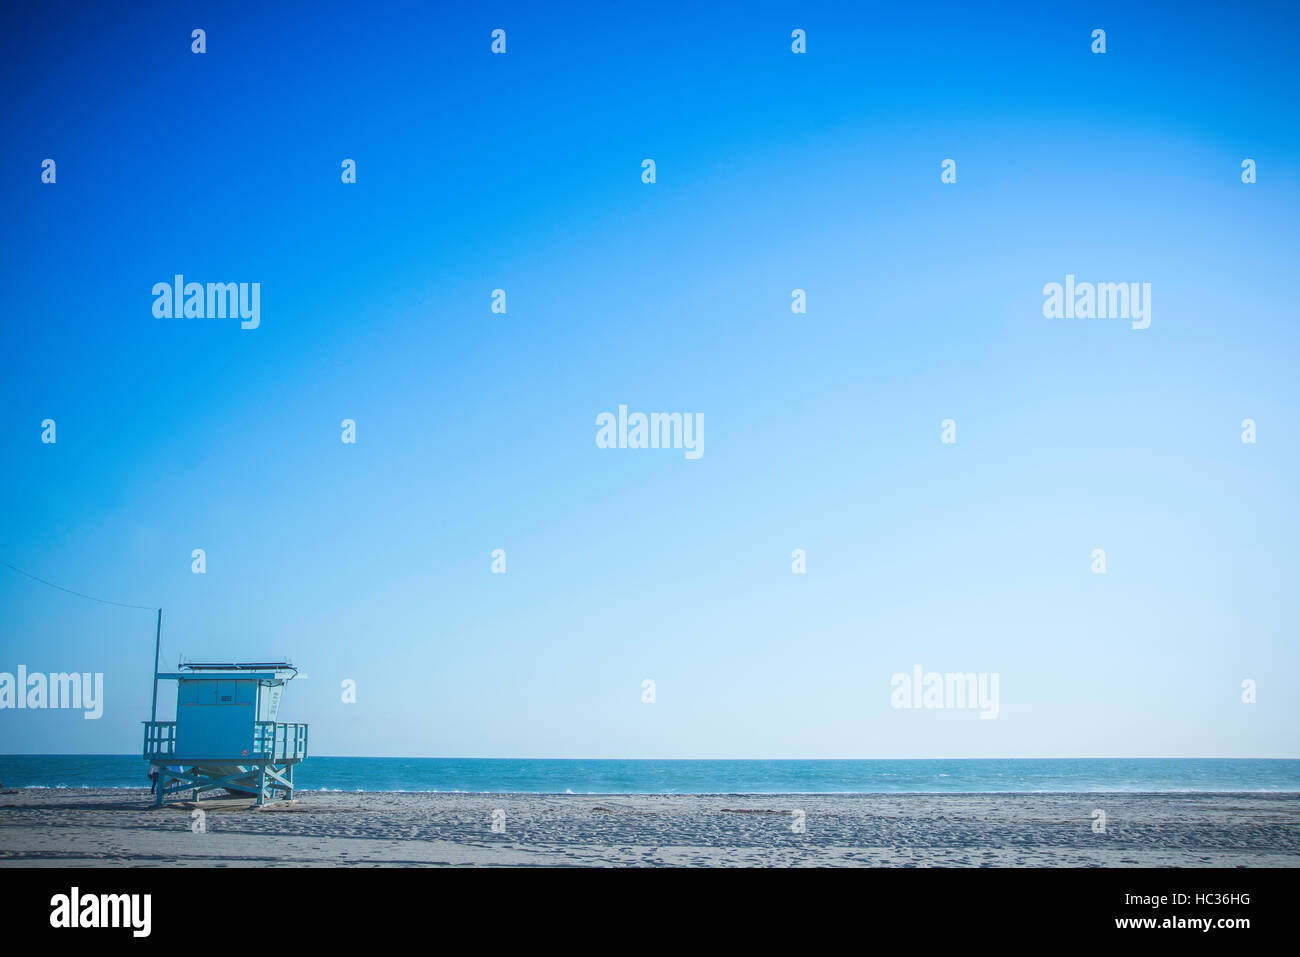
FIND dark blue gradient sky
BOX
[2,1,1298,757]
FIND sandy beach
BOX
[1,789,1297,867]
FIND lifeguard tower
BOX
[142,660,308,807]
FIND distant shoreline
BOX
[4,756,1298,795]
[7,785,1300,795]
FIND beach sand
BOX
[1,789,1296,867]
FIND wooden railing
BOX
[142,720,308,761]
[142,721,176,757]
[253,721,309,761]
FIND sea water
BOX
[2,755,1298,794]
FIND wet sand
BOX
[1,789,1296,867]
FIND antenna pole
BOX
[150,608,162,725]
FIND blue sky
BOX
[2,0,1298,758]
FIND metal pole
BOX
[150,607,161,725]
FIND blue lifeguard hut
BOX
[142,656,308,807]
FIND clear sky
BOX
[2,1,1297,758]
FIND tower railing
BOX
[142,720,176,757]
[141,720,308,761]
[253,721,309,761]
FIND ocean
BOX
[2,755,1298,794]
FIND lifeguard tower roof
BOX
[175,661,298,676]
